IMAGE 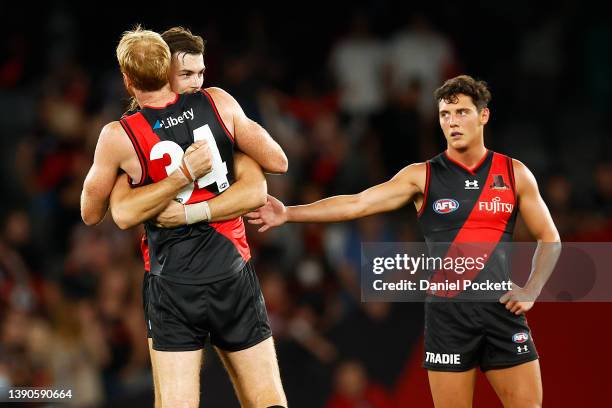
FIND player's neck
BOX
[134,84,176,108]
[446,145,488,168]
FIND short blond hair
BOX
[116,26,170,92]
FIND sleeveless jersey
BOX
[120,90,250,284]
[417,150,517,298]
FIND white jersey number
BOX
[149,124,229,203]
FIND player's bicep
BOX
[358,165,421,216]
[516,161,559,242]
[208,87,287,173]
[234,115,287,173]
[233,151,265,181]
[109,173,132,208]
[81,124,124,225]
[81,161,119,225]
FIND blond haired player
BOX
[81,27,287,408]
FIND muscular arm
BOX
[206,152,267,221]
[154,152,267,226]
[111,152,266,229]
[109,140,212,230]
[80,122,132,226]
[247,163,425,231]
[206,87,288,174]
[514,159,561,297]
[109,172,193,230]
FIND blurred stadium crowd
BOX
[0,2,611,407]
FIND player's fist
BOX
[499,282,537,315]
[154,200,186,228]
[183,140,212,180]
[245,194,287,232]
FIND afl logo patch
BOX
[512,332,529,343]
[433,199,459,214]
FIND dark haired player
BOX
[81,27,288,408]
[248,75,560,407]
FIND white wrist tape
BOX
[184,201,211,224]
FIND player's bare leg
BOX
[215,347,249,407]
[147,339,162,408]
[428,368,477,408]
[485,360,542,408]
[153,349,203,408]
[216,337,287,408]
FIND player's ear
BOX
[122,72,134,94]
[480,107,490,125]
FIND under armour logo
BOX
[465,180,479,190]
[516,345,529,354]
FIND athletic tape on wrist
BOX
[184,201,211,224]
[178,162,193,183]
[183,159,195,181]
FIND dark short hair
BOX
[161,26,205,56]
[434,75,491,111]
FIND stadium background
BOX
[1,1,611,406]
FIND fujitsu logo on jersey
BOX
[478,196,513,214]
[153,108,195,130]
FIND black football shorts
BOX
[143,271,152,338]
[423,299,539,372]
[147,261,272,352]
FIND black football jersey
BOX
[120,90,250,284]
[417,150,518,298]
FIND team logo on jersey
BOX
[490,174,510,190]
[433,199,459,214]
[513,332,529,343]
[153,108,195,130]
[465,180,479,190]
[478,196,514,214]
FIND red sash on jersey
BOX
[429,153,516,297]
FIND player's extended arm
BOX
[246,163,425,232]
[152,152,267,228]
[207,87,288,174]
[109,141,212,230]
[81,122,131,226]
[500,160,561,313]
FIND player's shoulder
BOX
[203,87,238,106]
[508,157,539,194]
[509,158,532,178]
[101,120,124,136]
[392,162,427,194]
[98,121,129,145]
[202,87,241,126]
[405,161,427,172]
[395,162,427,182]
[203,86,229,97]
